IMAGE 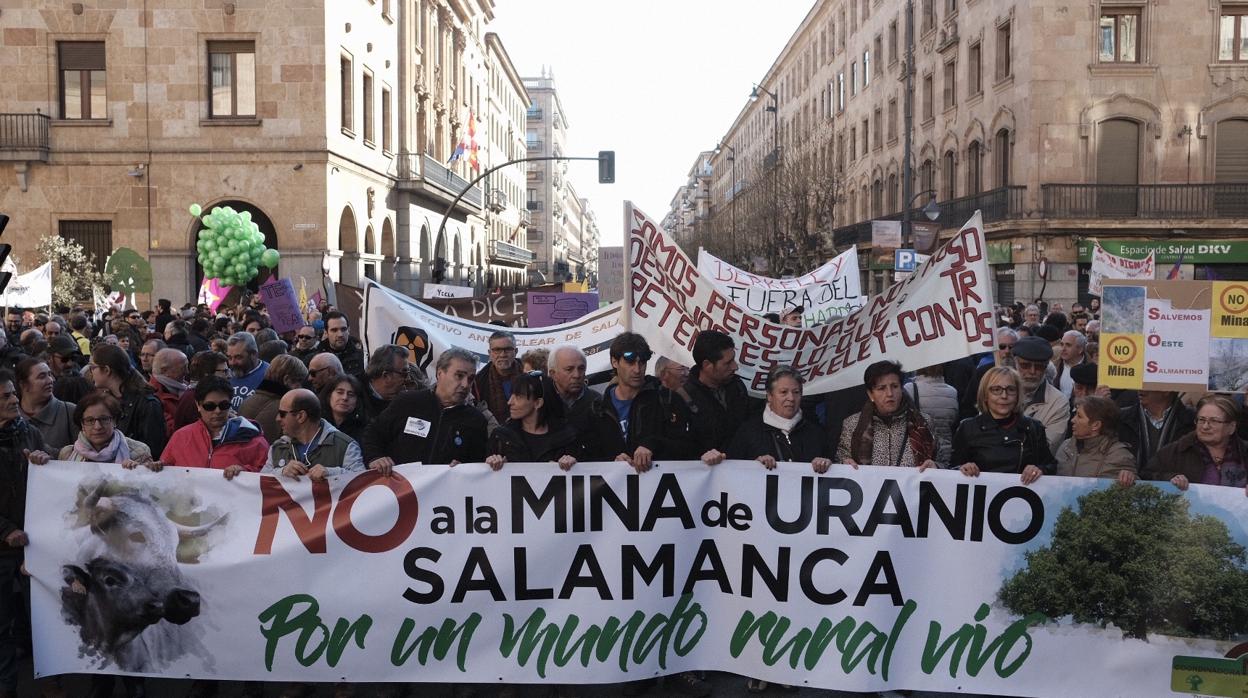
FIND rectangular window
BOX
[864,50,871,87]
[837,133,846,172]
[58,220,111,274]
[862,118,870,155]
[1099,10,1140,63]
[340,54,353,134]
[923,73,934,121]
[837,72,846,110]
[362,70,374,144]
[851,61,858,95]
[381,87,392,153]
[922,0,935,32]
[943,60,957,108]
[997,21,1013,78]
[850,127,857,163]
[207,41,255,118]
[873,107,883,149]
[968,42,982,96]
[1220,10,1248,61]
[58,42,106,120]
[875,35,884,70]
[889,22,899,64]
[888,98,898,142]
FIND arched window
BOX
[872,179,884,217]
[887,173,899,212]
[941,150,956,200]
[920,159,935,198]
[967,141,982,194]
[995,128,1011,187]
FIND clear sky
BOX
[489,0,817,247]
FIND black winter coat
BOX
[589,378,691,461]
[727,414,831,463]
[486,419,582,462]
[950,413,1055,474]
[361,389,487,466]
[1119,399,1196,470]
[682,367,756,452]
[0,418,44,556]
[118,389,168,459]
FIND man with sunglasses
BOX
[1013,336,1070,453]
[683,330,755,465]
[307,353,345,393]
[363,345,411,420]
[291,326,321,365]
[264,388,363,481]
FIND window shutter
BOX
[208,40,255,54]
[58,42,105,71]
[1216,119,1248,183]
[1096,119,1139,185]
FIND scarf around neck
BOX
[73,429,131,463]
[153,374,188,397]
[763,405,802,435]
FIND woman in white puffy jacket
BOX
[904,364,960,466]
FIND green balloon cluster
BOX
[190,203,280,288]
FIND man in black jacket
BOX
[682,330,755,464]
[1119,390,1195,471]
[317,311,366,379]
[590,333,695,469]
[362,347,487,470]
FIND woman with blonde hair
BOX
[950,366,1053,484]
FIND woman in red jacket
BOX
[160,376,268,479]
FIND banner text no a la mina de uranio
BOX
[28,461,1248,697]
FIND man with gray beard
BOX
[1013,336,1069,453]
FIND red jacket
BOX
[160,417,269,471]
[148,377,181,436]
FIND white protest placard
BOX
[1089,245,1155,296]
[696,247,865,325]
[597,246,625,304]
[422,283,474,300]
[0,261,52,308]
[629,203,995,395]
[27,460,1248,697]
[1143,297,1210,386]
[363,280,623,379]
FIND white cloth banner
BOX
[27,461,1248,697]
[362,280,623,379]
[696,247,865,325]
[422,283,475,300]
[0,261,52,308]
[1089,245,1154,296]
[629,203,995,395]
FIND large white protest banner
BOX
[28,461,1248,697]
[362,280,623,379]
[0,261,52,308]
[629,203,995,395]
[1089,244,1155,296]
[696,247,865,325]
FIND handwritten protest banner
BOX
[628,203,995,395]
[27,461,1248,697]
[258,277,307,333]
[696,247,865,326]
[1089,244,1155,296]
[526,291,599,328]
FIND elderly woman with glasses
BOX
[59,391,157,469]
[485,372,580,471]
[1144,394,1248,491]
[160,376,269,479]
[952,366,1053,484]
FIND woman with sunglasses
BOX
[160,376,269,479]
[951,366,1053,484]
[1144,394,1248,492]
[485,372,580,471]
[88,343,168,458]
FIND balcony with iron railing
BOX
[489,239,536,266]
[0,113,50,162]
[832,185,1027,247]
[394,152,483,212]
[1040,183,1248,219]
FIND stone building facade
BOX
[0,0,534,306]
[699,0,1248,303]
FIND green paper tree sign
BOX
[104,247,154,296]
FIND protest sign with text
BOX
[28,461,1248,698]
[1089,244,1155,296]
[629,203,995,395]
[363,280,622,379]
[696,247,865,326]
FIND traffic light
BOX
[598,151,615,184]
[0,214,10,295]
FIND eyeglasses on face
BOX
[199,400,231,412]
[988,385,1019,396]
[998,344,1015,351]
[276,408,304,419]
[1197,416,1231,427]
[619,351,652,364]
[489,346,517,355]
[82,416,115,427]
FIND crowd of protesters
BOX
[0,292,1239,698]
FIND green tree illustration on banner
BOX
[104,247,153,296]
[999,484,1248,640]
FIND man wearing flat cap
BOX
[1013,336,1069,453]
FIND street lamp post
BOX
[751,84,780,258]
[715,142,737,262]
[902,0,916,250]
